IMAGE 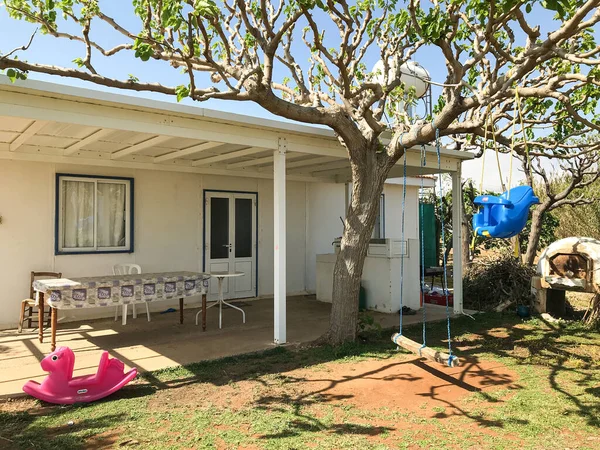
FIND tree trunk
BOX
[324,146,390,345]
[525,208,545,266]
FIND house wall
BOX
[0,159,307,329]
[383,184,420,241]
[0,159,422,329]
[305,183,346,294]
[305,182,421,294]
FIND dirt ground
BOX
[145,354,518,415]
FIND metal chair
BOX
[113,264,150,325]
[18,271,62,333]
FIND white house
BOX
[0,77,471,344]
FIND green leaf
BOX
[133,38,154,62]
[175,85,190,102]
[6,68,17,82]
[5,68,27,83]
[193,0,219,18]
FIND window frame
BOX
[55,173,134,255]
[372,193,386,239]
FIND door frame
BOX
[202,189,259,298]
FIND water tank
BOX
[371,60,430,99]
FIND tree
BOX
[2,0,600,344]
[521,139,600,265]
[554,176,600,240]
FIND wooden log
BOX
[495,300,515,312]
[392,333,460,367]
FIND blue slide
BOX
[472,186,539,238]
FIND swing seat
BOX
[472,186,539,238]
[392,333,460,367]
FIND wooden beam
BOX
[286,138,346,158]
[112,135,171,160]
[9,120,48,151]
[290,159,350,174]
[226,152,305,170]
[0,146,335,183]
[191,146,265,167]
[227,155,274,169]
[392,334,460,367]
[154,141,224,163]
[63,128,114,155]
[286,156,339,169]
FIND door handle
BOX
[222,244,232,248]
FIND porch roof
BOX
[0,76,472,183]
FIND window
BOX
[372,194,385,239]
[56,174,133,254]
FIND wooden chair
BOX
[18,271,62,333]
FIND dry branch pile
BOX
[463,254,536,312]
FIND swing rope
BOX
[391,125,460,368]
[434,127,457,367]
[397,135,408,340]
[509,86,529,256]
[473,93,526,257]
[419,144,427,355]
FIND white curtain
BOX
[97,182,126,247]
[63,180,94,248]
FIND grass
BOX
[1,313,599,449]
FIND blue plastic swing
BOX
[472,186,539,239]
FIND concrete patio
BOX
[0,296,459,398]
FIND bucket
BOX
[517,305,530,318]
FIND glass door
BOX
[205,192,257,299]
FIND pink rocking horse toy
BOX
[23,347,137,404]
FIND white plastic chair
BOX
[113,264,150,325]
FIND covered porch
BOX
[0,297,460,398]
[0,77,472,346]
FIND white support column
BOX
[273,138,287,344]
[451,164,464,314]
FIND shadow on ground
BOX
[2,312,599,449]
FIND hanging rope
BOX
[397,135,407,340]
[391,125,460,368]
[478,104,493,193]
[479,121,488,194]
[434,127,457,367]
[509,86,528,257]
[492,121,506,193]
[419,144,427,354]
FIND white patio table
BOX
[196,272,246,329]
[33,271,210,351]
